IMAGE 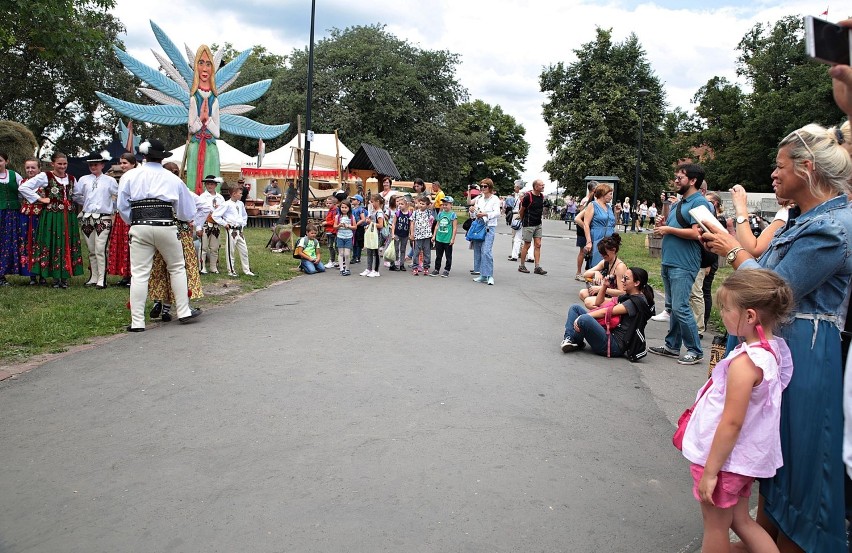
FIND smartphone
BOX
[805,16,852,65]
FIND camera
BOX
[606,274,617,287]
[748,215,761,238]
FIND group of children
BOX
[294,192,458,278]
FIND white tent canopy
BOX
[163,139,254,173]
[243,133,355,172]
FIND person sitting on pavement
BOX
[561,267,654,357]
[578,234,628,308]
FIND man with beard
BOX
[648,163,712,365]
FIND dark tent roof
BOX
[346,143,401,180]
[67,140,138,179]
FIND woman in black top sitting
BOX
[561,267,654,357]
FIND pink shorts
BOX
[690,464,754,508]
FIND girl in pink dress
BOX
[681,269,794,553]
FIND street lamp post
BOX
[299,0,317,237]
[631,88,650,232]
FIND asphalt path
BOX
[0,219,710,553]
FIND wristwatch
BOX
[735,215,748,225]
[726,247,744,264]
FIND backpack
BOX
[621,294,653,362]
[674,200,717,269]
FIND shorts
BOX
[576,231,586,248]
[689,463,754,509]
[336,236,353,250]
[522,224,542,242]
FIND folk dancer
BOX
[19,158,45,285]
[0,152,24,286]
[116,139,201,332]
[73,151,118,289]
[148,162,212,322]
[213,183,254,277]
[198,174,224,274]
[19,152,84,288]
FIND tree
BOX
[0,0,138,156]
[451,100,529,196]
[540,28,669,202]
[259,25,478,184]
[692,15,844,190]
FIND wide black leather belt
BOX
[130,199,175,226]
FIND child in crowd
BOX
[680,269,794,553]
[334,199,356,276]
[213,183,255,277]
[324,196,339,268]
[409,195,433,275]
[199,175,225,274]
[294,224,325,274]
[361,195,385,277]
[390,196,411,271]
[350,194,368,263]
[431,196,457,277]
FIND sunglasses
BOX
[621,275,632,282]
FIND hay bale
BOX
[0,121,38,173]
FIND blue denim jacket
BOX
[740,195,852,326]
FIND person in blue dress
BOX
[704,123,852,553]
[580,183,616,266]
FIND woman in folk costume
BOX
[186,45,220,194]
[108,152,137,286]
[19,158,45,285]
[19,152,83,288]
[0,152,25,286]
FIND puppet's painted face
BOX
[197,52,213,87]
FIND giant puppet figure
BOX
[96,21,289,193]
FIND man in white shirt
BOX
[74,152,119,288]
[212,183,254,277]
[198,175,225,274]
[117,139,201,331]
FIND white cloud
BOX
[112,0,830,192]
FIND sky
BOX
[112,0,835,192]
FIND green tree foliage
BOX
[540,29,669,202]
[246,25,528,193]
[0,0,139,156]
[692,16,843,191]
[451,100,528,196]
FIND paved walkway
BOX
[0,219,707,552]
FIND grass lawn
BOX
[0,227,301,365]
[616,231,732,333]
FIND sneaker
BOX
[389,264,398,271]
[574,274,584,282]
[508,256,518,261]
[228,272,238,277]
[429,270,439,277]
[651,311,671,322]
[678,353,702,365]
[359,269,370,276]
[561,338,580,353]
[518,265,530,273]
[399,264,406,271]
[412,268,419,276]
[534,266,547,275]
[343,270,351,276]
[200,269,208,275]
[487,276,495,285]
[473,276,486,283]
[441,270,449,278]
[367,271,380,278]
[328,261,338,268]
[649,346,679,358]
[244,271,256,276]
